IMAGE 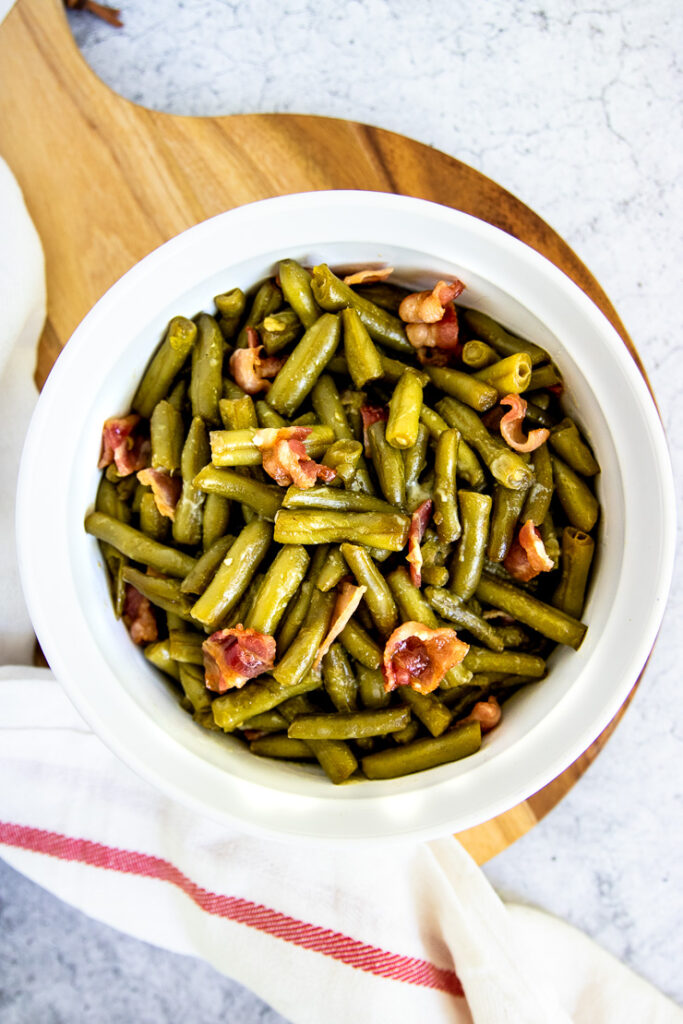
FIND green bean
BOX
[173,417,210,547]
[437,397,533,491]
[398,688,453,737]
[236,280,282,348]
[222,378,246,400]
[282,485,395,514]
[254,400,288,430]
[210,424,334,467]
[311,264,412,354]
[194,466,283,520]
[322,643,359,712]
[167,379,186,413]
[462,309,548,366]
[214,287,246,340]
[392,720,420,745]
[354,281,411,313]
[311,373,355,441]
[278,259,322,329]
[316,546,349,592]
[552,527,595,619]
[191,519,273,630]
[403,424,429,491]
[219,396,258,431]
[289,706,410,740]
[361,721,481,779]
[133,316,197,418]
[85,511,196,578]
[550,455,599,532]
[266,313,341,417]
[475,574,587,649]
[487,482,529,562]
[419,406,486,489]
[245,544,310,635]
[461,340,498,370]
[276,579,315,656]
[291,411,319,427]
[121,566,195,622]
[494,624,528,648]
[321,439,365,489]
[474,352,532,395]
[525,399,556,429]
[450,491,492,599]
[258,309,302,355]
[379,352,430,387]
[426,366,498,413]
[272,589,336,687]
[340,543,398,637]
[424,587,505,652]
[433,428,461,543]
[421,565,449,587]
[357,665,390,708]
[521,443,553,526]
[339,618,383,670]
[249,735,315,760]
[178,663,212,715]
[340,389,365,441]
[367,420,406,507]
[150,400,183,475]
[540,509,561,568]
[202,493,231,551]
[169,629,204,665]
[166,610,186,633]
[212,673,321,732]
[241,710,288,732]
[139,491,169,542]
[190,314,223,426]
[326,355,349,377]
[342,307,384,388]
[144,639,180,681]
[274,508,409,551]
[528,363,561,391]
[549,418,599,476]
[278,695,358,783]
[463,647,546,678]
[386,369,423,449]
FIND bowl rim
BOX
[16,189,677,844]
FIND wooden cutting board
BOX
[0,0,647,863]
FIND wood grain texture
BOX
[0,0,645,863]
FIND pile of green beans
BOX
[87,260,600,786]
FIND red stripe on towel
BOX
[0,820,463,998]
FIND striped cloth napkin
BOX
[1,151,680,1024]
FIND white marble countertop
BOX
[1,1,681,1020]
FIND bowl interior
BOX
[18,192,674,842]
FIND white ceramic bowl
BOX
[17,191,676,843]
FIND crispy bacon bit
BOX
[342,266,394,286]
[360,404,388,455]
[503,519,555,582]
[123,584,157,645]
[136,468,182,520]
[313,582,367,671]
[499,394,550,453]
[406,302,461,352]
[416,346,452,367]
[229,327,286,395]
[99,415,150,476]
[460,696,501,734]
[253,426,336,489]
[383,622,469,695]
[202,625,276,693]
[406,499,432,587]
[398,280,465,324]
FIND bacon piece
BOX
[383,622,469,695]
[123,584,158,645]
[342,266,394,285]
[136,468,182,520]
[406,499,432,587]
[499,394,550,453]
[460,696,501,734]
[398,279,465,324]
[99,414,150,476]
[360,404,388,455]
[406,302,460,351]
[416,346,452,367]
[202,625,277,693]
[503,519,555,582]
[313,582,366,671]
[253,426,336,489]
[229,327,286,395]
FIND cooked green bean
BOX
[550,455,599,532]
[191,519,273,630]
[494,624,528,649]
[258,309,302,355]
[529,363,561,390]
[379,352,429,387]
[278,259,322,329]
[202,493,231,550]
[437,397,533,491]
[386,369,423,449]
[552,527,595,619]
[521,443,553,526]
[403,424,429,492]
[367,420,406,508]
[424,587,505,652]
[212,673,321,732]
[121,566,195,622]
[133,316,197,418]
[249,735,315,760]
[245,544,310,636]
[321,439,365,489]
[210,424,334,467]
[474,352,532,395]
[433,428,461,543]
[311,374,354,441]
[340,543,398,637]
[219,395,258,431]
[316,546,349,592]
[339,618,383,670]
[254,400,288,430]
[418,408,484,489]
[361,721,481,779]
[173,417,210,547]
[144,639,180,681]
[540,509,561,568]
[289,706,410,740]
[178,663,212,715]
[222,378,245,400]
[398,687,452,737]
[392,720,420,745]
[463,647,546,677]
[278,695,358,783]
[342,307,384,388]
[96,477,132,524]
[277,579,315,656]
[322,643,359,712]
[475,574,587,649]
[462,309,548,366]
[139,491,169,542]
[194,466,283,520]
[85,511,196,578]
[549,418,599,476]
[311,264,412,354]
[169,629,204,665]
[450,491,492,599]
[421,565,449,587]
[214,287,246,339]
[274,508,410,550]
[236,280,282,348]
[190,314,223,426]
[354,281,411,313]
[266,313,341,417]
[242,710,288,732]
[150,400,183,475]
[357,665,390,709]
[426,366,498,413]
[487,482,529,562]
[272,589,336,687]
[461,340,498,370]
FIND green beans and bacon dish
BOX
[86,260,600,784]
